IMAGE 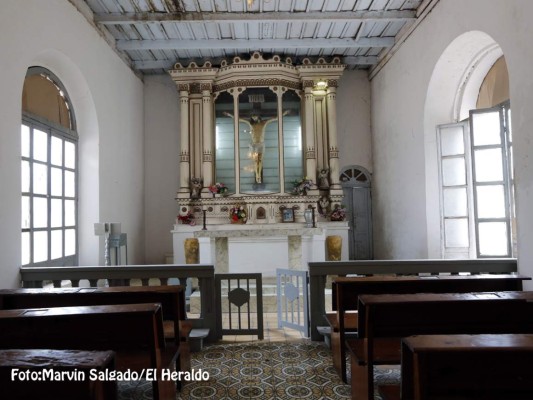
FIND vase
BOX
[184,238,199,264]
[326,235,342,261]
[231,219,246,224]
[304,209,313,228]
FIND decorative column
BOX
[178,85,190,197]
[201,84,214,196]
[303,81,317,188]
[326,83,341,191]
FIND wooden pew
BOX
[0,285,192,374]
[331,274,530,382]
[0,349,117,400]
[388,334,533,400]
[0,303,178,400]
[348,291,533,400]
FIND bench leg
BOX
[153,376,177,400]
[351,357,373,400]
[331,330,344,380]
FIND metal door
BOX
[340,166,373,259]
[276,268,309,337]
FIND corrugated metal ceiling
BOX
[82,0,426,74]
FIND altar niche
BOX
[215,87,302,195]
[169,52,347,228]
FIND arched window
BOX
[21,67,78,267]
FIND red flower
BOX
[232,214,238,221]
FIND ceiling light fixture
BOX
[236,0,272,9]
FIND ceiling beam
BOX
[94,10,416,25]
[133,55,379,70]
[117,37,395,51]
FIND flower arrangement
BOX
[230,205,247,224]
[177,210,196,226]
[292,177,314,195]
[208,182,228,195]
[330,204,347,221]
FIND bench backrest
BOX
[333,274,529,312]
[358,291,533,339]
[0,286,185,344]
[0,303,165,368]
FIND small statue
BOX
[190,177,203,199]
[318,168,330,189]
[318,195,330,216]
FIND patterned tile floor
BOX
[118,313,399,400]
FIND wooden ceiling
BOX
[79,0,436,74]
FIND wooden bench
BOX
[331,274,530,382]
[0,349,117,400]
[382,333,533,400]
[348,291,533,400]
[0,303,179,400]
[0,285,193,374]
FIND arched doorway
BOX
[340,165,373,259]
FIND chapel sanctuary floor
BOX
[118,313,399,400]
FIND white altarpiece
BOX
[169,53,349,273]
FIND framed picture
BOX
[282,207,295,223]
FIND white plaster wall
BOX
[0,0,144,287]
[144,75,180,263]
[371,0,533,283]
[337,70,373,173]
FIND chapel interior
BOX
[2,0,533,399]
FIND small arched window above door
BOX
[339,165,371,188]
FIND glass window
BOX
[21,68,78,267]
[214,87,302,196]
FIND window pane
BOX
[33,197,48,228]
[21,232,30,265]
[283,89,303,193]
[65,229,76,256]
[478,222,508,256]
[474,148,503,182]
[476,185,506,218]
[65,141,75,169]
[65,200,75,227]
[21,196,30,229]
[33,231,48,263]
[33,163,48,195]
[440,125,465,156]
[65,170,75,197]
[51,230,63,260]
[21,125,30,158]
[21,160,30,192]
[51,167,63,196]
[33,129,48,162]
[51,199,62,228]
[444,218,469,247]
[443,187,467,217]
[442,158,466,186]
[472,111,501,146]
[51,136,63,166]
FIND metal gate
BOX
[276,268,309,337]
[215,273,264,339]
